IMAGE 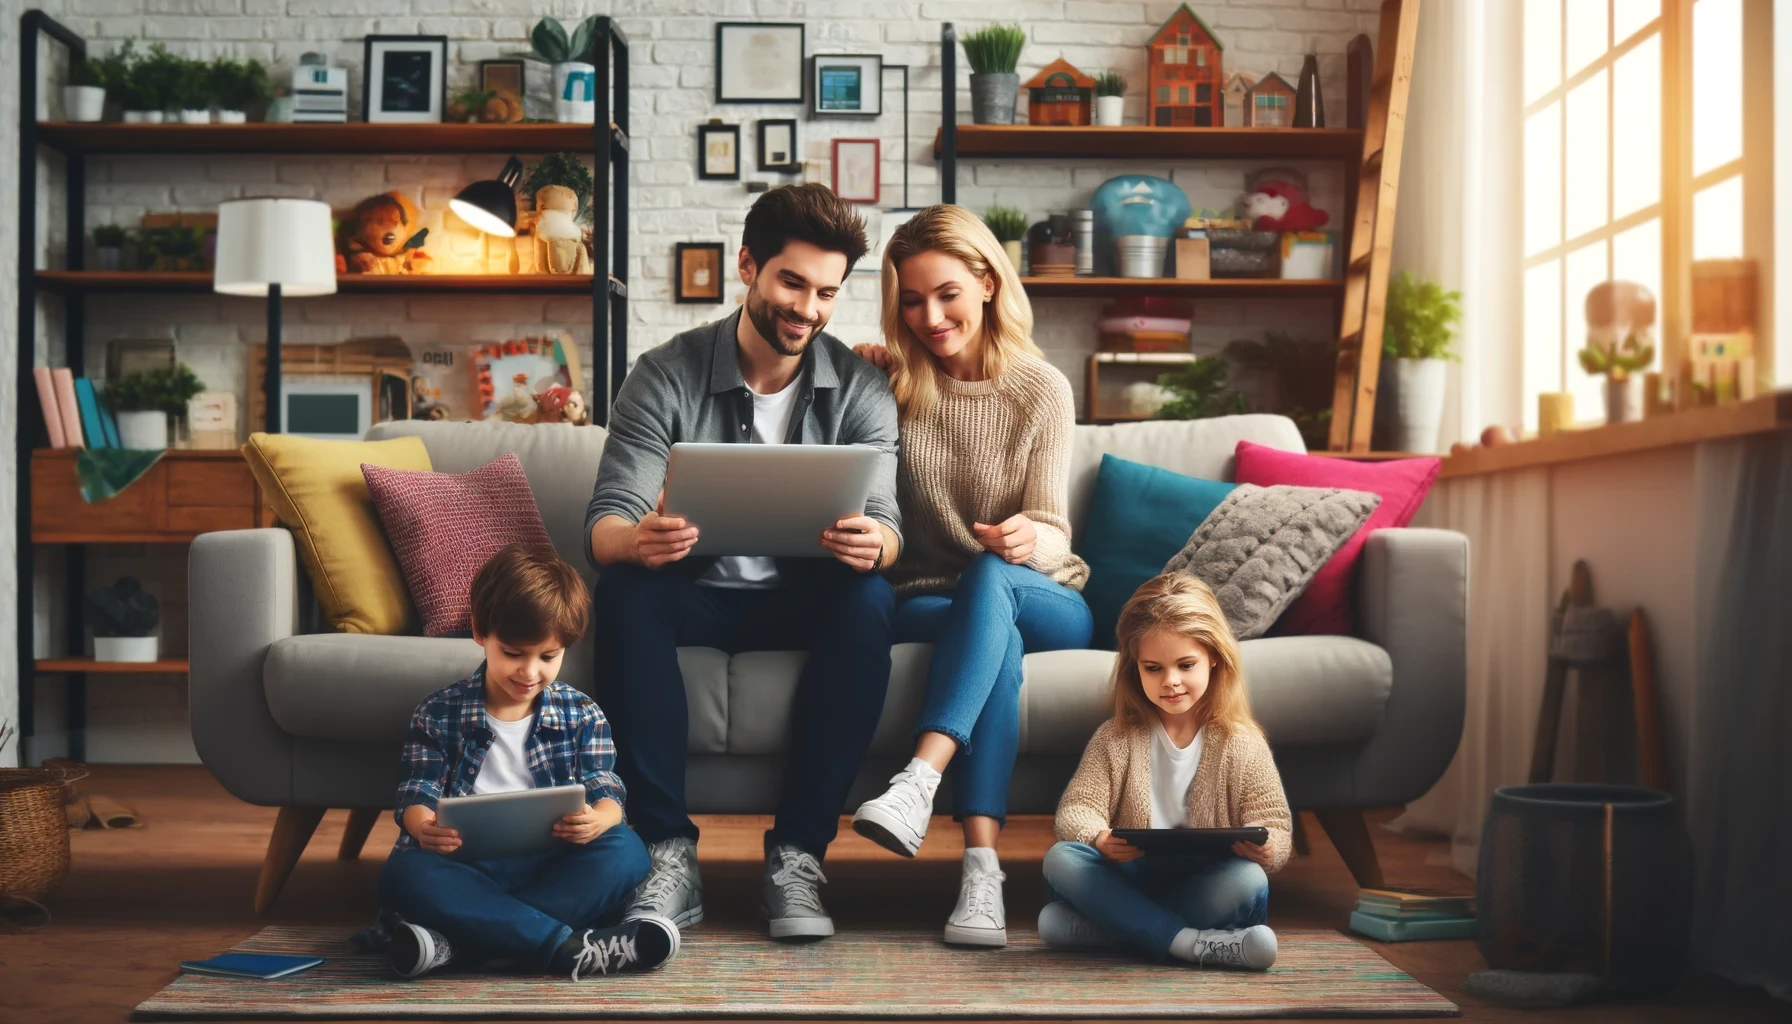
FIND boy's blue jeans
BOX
[896,553,1093,824]
[1042,841,1270,960]
[378,824,649,970]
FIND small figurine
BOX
[534,383,590,425]
[1241,179,1329,232]
[532,185,592,275]
[497,372,539,422]
[336,192,432,275]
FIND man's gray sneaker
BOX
[625,837,704,928]
[1037,901,1117,949]
[762,843,834,941]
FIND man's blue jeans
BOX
[896,553,1093,824]
[378,824,649,970]
[1042,841,1270,959]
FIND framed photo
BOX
[675,242,727,304]
[479,59,525,98]
[697,123,741,181]
[363,35,447,123]
[757,118,799,173]
[830,138,881,204]
[810,54,882,117]
[716,23,805,104]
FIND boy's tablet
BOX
[434,784,587,861]
[662,442,883,557]
[1110,827,1270,854]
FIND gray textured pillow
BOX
[1161,484,1381,640]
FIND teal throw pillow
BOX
[1080,454,1236,650]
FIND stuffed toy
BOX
[496,372,539,423]
[532,185,591,275]
[534,383,590,426]
[1241,180,1329,232]
[336,192,433,275]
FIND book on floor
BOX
[178,953,323,979]
[1349,909,1478,942]
[1356,886,1476,918]
[33,366,67,448]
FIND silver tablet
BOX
[662,442,883,557]
[434,784,587,861]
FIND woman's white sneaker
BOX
[850,757,939,857]
[1037,901,1117,949]
[942,847,1006,947]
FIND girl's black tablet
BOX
[1110,827,1269,853]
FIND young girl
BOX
[1041,573,1292,970]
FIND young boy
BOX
[378,543,679,980]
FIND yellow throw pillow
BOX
[242,433,433,634]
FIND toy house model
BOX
[1026,58,1095,126]
[1222,72,1255,127]
[1246,71,1297,127]
[1147,4,1224,127]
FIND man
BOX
[586,183,901,942]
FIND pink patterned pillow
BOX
[362,453,553,637]
[1232,440,1441,636]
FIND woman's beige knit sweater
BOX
[1054,716,1294,872]
[886,353,1090,596]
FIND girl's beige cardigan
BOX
[1053,716,1295,873]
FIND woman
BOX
[850,205,1091,947]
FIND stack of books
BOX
[33,367,120,449]
[1348,887,1477,942]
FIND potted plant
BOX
[520,16,598,124]
[1379,270,1461,452]
[1093,71,1125,127]
[85,577,159,663]
[1154,355,1249,420]
[66,56,108,122]
[1579,330,1655,425]
[210,57,270,122]
[124,44,183,122]
[983,207,1028,271]
[134,223,208,272]
[92,224,127,271]
[961,24,1026,125]
[105,363,204,450]
[175,56,213,123]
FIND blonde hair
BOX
[879,204,1041,418]
[1109,573,1256,739]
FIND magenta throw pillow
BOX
[362,453,553,637]
[1232,440,1441,636]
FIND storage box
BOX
[1173,236,1210,280]
[1280,231,1334,280]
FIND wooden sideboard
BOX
[30,448,268,543]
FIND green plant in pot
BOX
[125,43,185,121]
[1579,330,1654,425]
[66,55,108,122]
[106,363,203,451]
[983,206,1028,270]
[1378,270,1460,453]
[133,223,208,272]
[1154,354,1249,420]
[92,223,127,270]
[210,58,271,122]
[962,24,1026,125]
[520,16,600,123]
[1093,70,1126,126]
[86,577,160,663]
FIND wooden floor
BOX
[1,766,1781,1023]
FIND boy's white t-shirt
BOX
[472,713,538,795]
[699,371,807,590]
[1148,721,1206,828]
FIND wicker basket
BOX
[0,760,88,907]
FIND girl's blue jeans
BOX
[895,552,1093,824]
[1042,840,1270,960]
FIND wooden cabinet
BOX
[31,448,265,543]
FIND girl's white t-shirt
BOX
[472,713,538,795]
[1148,721,1205,828]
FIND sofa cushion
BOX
[1067,415,1305,539]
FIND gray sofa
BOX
[190,414,1466,912]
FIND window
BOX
[1254,93,1289,128]
[1157,85,1170,104]
[1196,48,1207,67]
[1196,83,1212,103]
[1178,85,1190,105]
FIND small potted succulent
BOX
[210,57,271,123]
[1378,270,1461,452]
[66,55,108,121]
[105,363,204,450]
[124,44,184,122]
[962,24,1025,125]
[92,224,127,271]
[519,16,598,124]
[1579,330,1655,425]
[175,56,213,123]
[1093,71,1126,127]
[86,577,160,663]
[983,206,1028,271]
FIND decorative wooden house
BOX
[1026,58,1095,127]
[1147,4,1224,127]
[1246,71,1297,127]
[1222,72,1255,128]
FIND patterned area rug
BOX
[134,925,1458,1019]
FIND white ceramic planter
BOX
[553,61,597,123]
[94,635,159,663]
[122,110,165,123]
[64,85,106,122]
[1391,357,1447,453]
[116,410,169,450]
[1094,94,1124,127]
[217,109,247,124]
[179,108,212,124]
[1604,374,1644,425]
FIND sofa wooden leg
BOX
[339,808,381,860]
[256,806,326,915]
[1313,808,1385,889]
[1291,811,1311,856]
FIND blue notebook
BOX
[74,378,110,449]
[178,953,323,979]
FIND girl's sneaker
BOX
[942,848,1006,947]
[1036,901,1117,949]
[1172,925,1279,970]
[850,758,939,857]
[390,921,455,978]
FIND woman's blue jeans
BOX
[895,552,1093,824]
[1042,841,1270,959]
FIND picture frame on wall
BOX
[697,122,741,181]
[363,35,448,123]
[479,59,525,98]
[675,242,727,304]
[810,54,882,117]
[757,118,799,173]
[830,138,881,204]
[716,22,805,104]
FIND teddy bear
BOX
[532,185,591,276]
[1241,180,1329,233]
[336,192,433,275]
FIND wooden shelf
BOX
[934,125,1365,162]
[1024,277,1341,299]
[35,271,624,296]
[34,120,627,155]
[36,657,189,674]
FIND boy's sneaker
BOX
[942,849,1006,947]
[558,915,681,980]
[1172,925,1279,970]
[625,837,704,928]
[763,843,834,940]
[1037,901,1116,949]
[390,920,455,979]
[851,759,939,857]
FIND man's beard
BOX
[745,280,824,357]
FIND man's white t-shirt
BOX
[471,713,538,795]
[1148,721,1206,828]
[699,371,806,589]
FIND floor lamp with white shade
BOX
[213,198,338,433]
